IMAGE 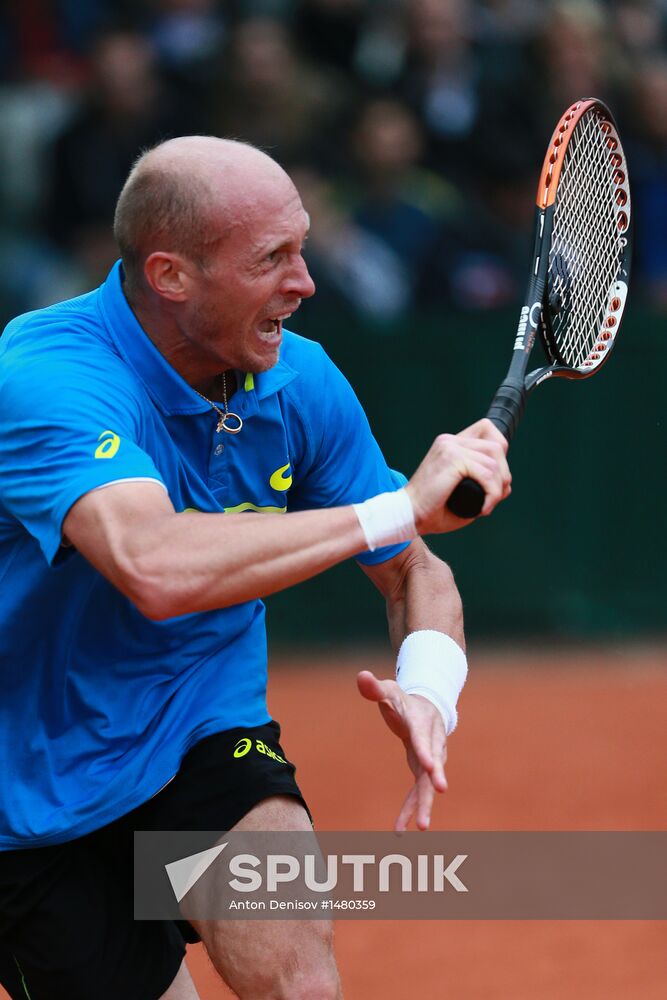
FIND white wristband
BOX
[396,630,468,735]
[353,488,417,552]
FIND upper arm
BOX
[0,341,164,565]
[63,480,176,605]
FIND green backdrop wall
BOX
[267,306,666,643]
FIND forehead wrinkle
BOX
[232,196,310,261]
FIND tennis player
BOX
[0,137,510,999]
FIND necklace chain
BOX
[193,371,243,435]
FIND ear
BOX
[143,252,193,301]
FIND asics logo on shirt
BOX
[94,430,120,459]
[224,463,292,512]
[269,463,292,491]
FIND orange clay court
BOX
[3,644,665,999]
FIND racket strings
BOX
[547,111,626,370]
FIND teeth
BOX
[257,314,291,342]
[258,320,279,342]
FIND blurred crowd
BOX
[0,0,666,328]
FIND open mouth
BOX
[258,313,291,342]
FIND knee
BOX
[279,970,341,1000]
[237,970,341,1000]
[235,922,342,1000]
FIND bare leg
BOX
[190,796,343,1000]
[160,958,201,999]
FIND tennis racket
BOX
[447,98,631,519]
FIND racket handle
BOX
[485,377,526,443]
[446,477,486,519]
[446,379,526,519]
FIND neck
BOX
[196,370,236,401]
[124,284,232,392]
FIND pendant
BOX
[216,411,243,434]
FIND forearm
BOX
[365,541,464,651]
[67,487,370,619]
[392,555,464,649]
[366,542,467,736]
[139,507,368,616]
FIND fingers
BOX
[408,703,448,829]
[428,714,448,794]
[395,782,418,833]
[454,422,511,515]
[406,426,512,534]
[356,669,390,704]
[395,768,440,832]
[359,673,450,831]
[416,771,437,831]
[357,671,409,741]
[459,417,508,451]
[453,436,511,513]
[396,700,448,831]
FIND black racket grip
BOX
[446,379,526,519]
[446,476,486,519]
[485,378,526,442]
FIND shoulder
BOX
[280,329,330,374]
[0,291,141,412]
[2,288,103,344]
[2,289,125,377]
[277,330,375,469]
[280,330,357,408]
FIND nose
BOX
[282,253,316,300]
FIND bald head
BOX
[113,136,295,294]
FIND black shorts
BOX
[0,721,307,1000]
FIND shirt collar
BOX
[98,261,297,416]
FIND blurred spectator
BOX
[527,1,628,131]
[209,16,350,167]
[475,0,543,41]
[0,0,665,324]
[0,0,81,83]
[294,0,368,74]
[44,29,194,288]
[422,142,536,310]
[348,98,462,307]
[393,0,495,182]
[0,3,85,322]
[613,0,666,57]
[292,166,411,322]
[625,55,667,310]
[0,0,145,84]
[147,0,227,101]
[293,0,406,90]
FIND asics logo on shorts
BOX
[233,737,287,764]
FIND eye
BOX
[265,249,281,263]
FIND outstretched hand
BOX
[357,670,448,832]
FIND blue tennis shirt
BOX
[0,262,407,847]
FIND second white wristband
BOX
[396,630,468,735]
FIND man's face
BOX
[183,180,315,376]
